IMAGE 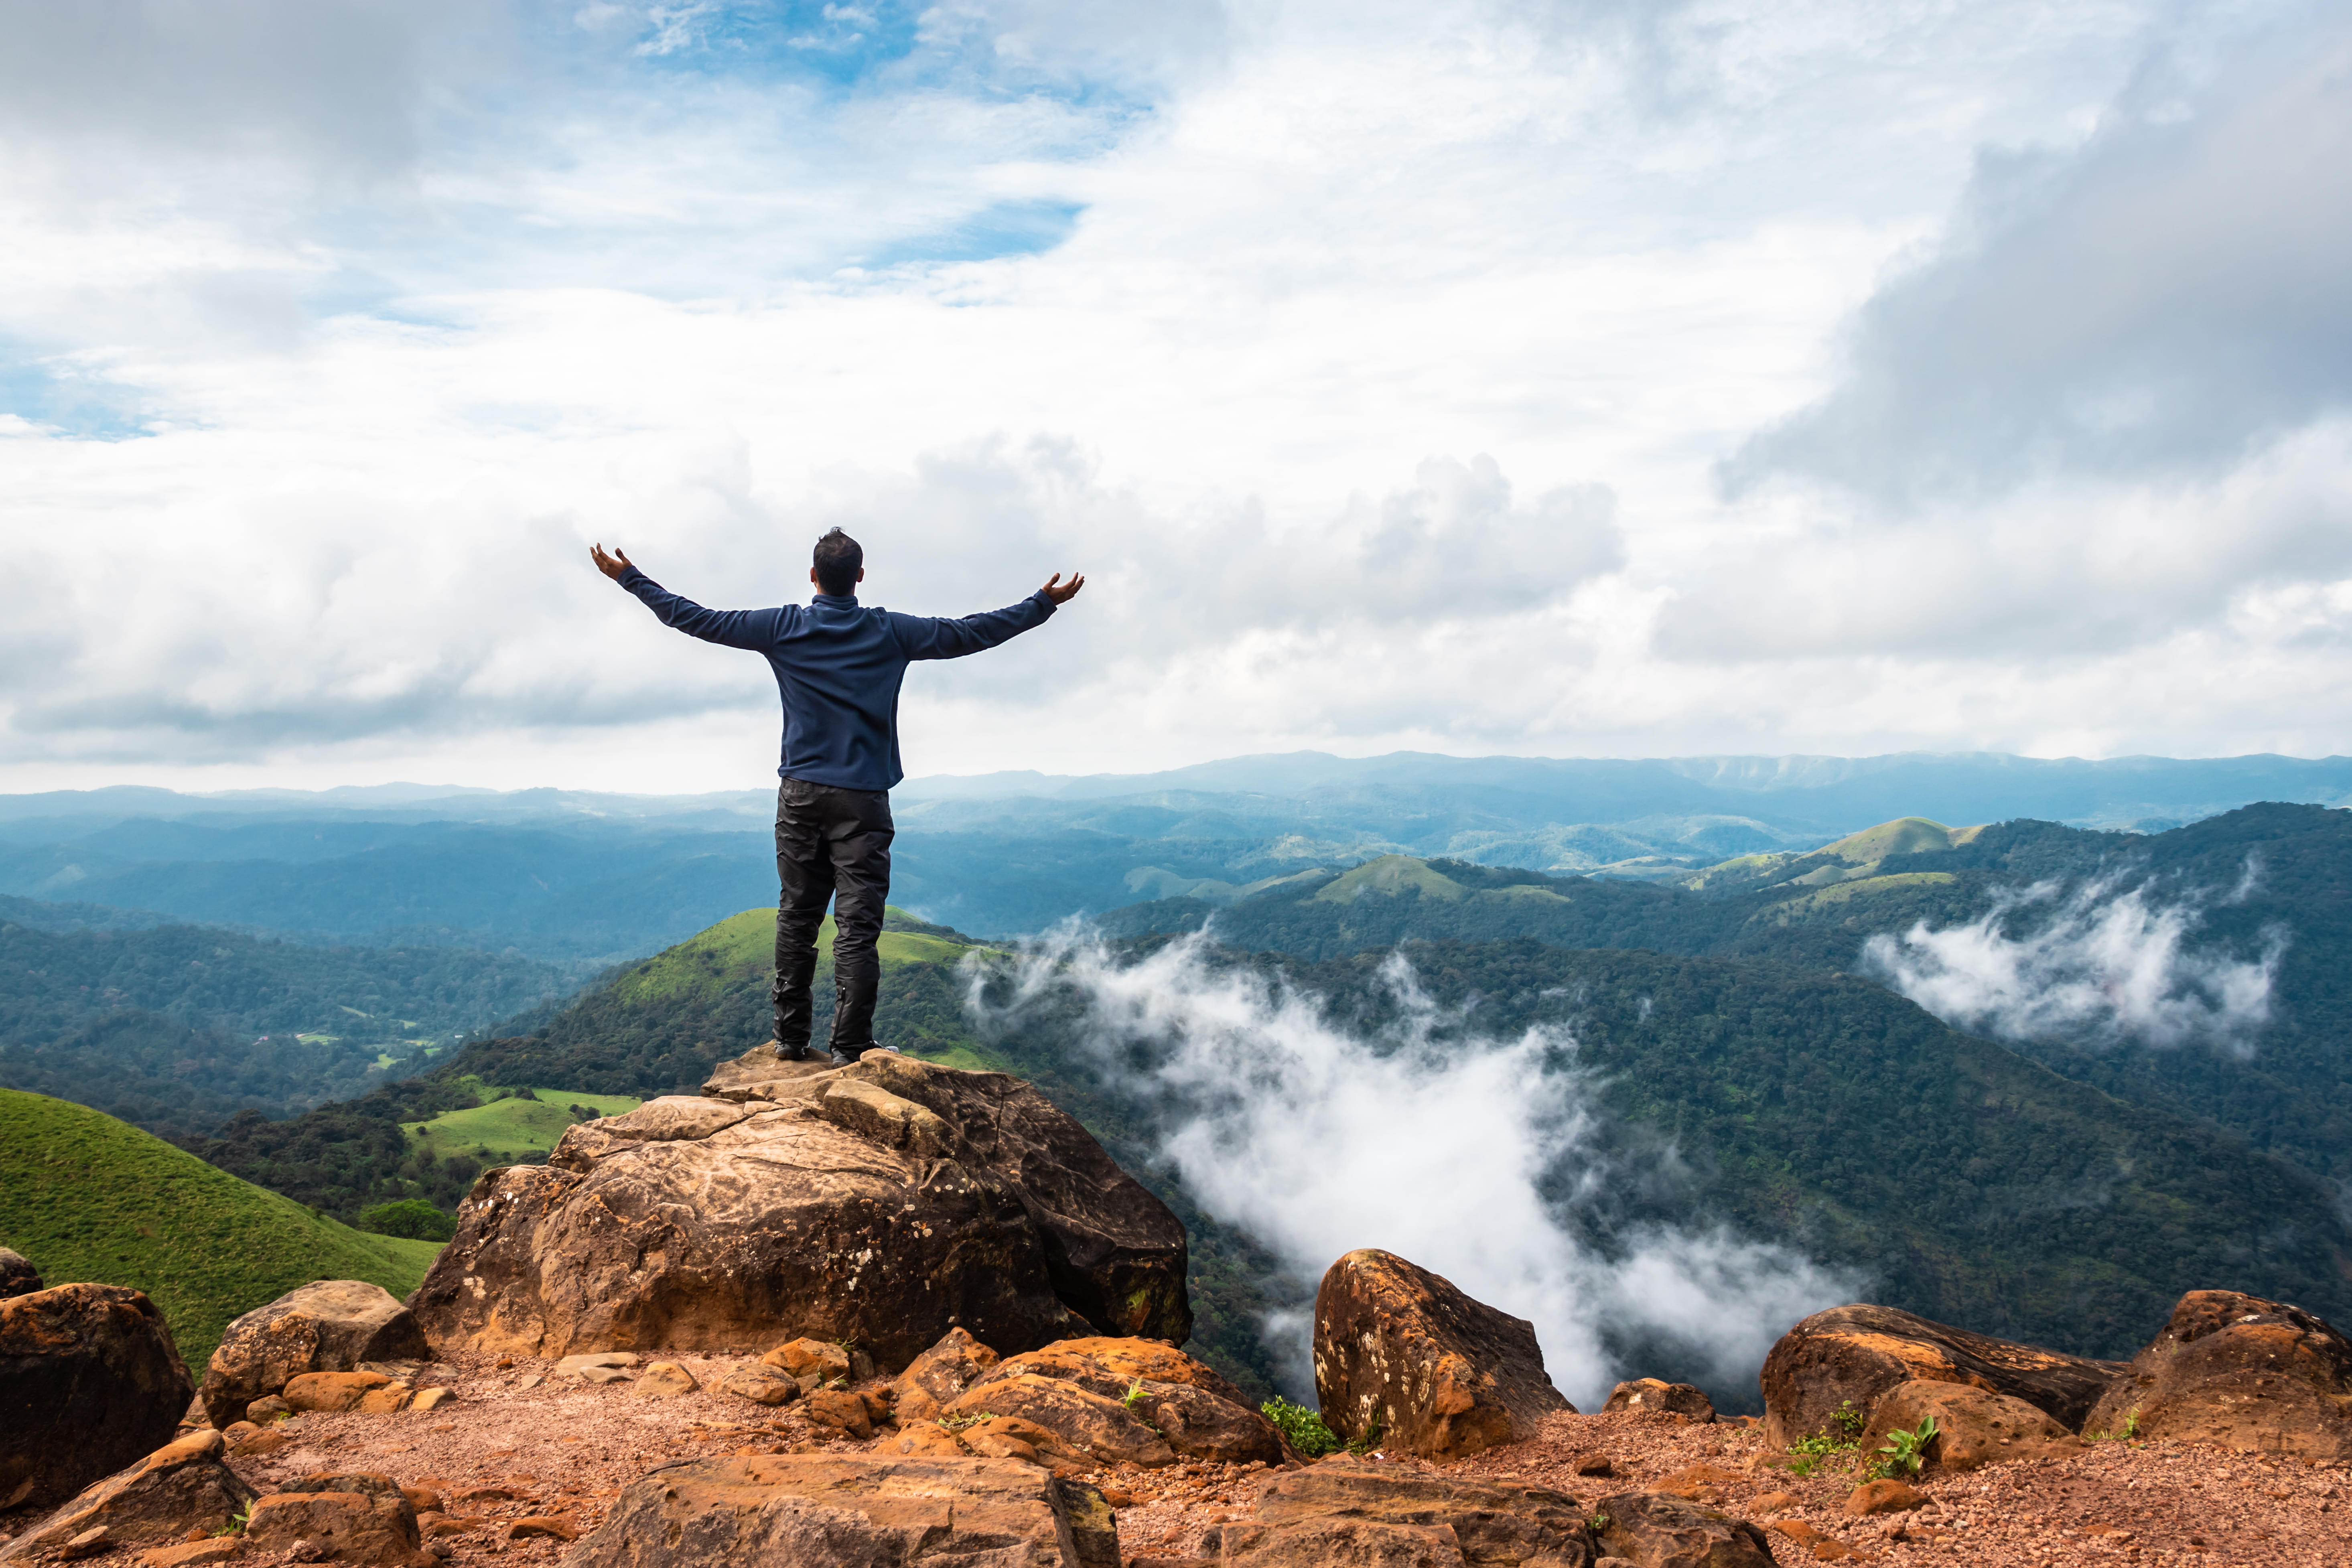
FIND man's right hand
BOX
[1040,571,1086,605]
[591,543,635,581]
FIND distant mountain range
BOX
[6,750,2351,950]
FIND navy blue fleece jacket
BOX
[619,567,1056,791]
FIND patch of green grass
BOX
[403,1087,643,1164]
[0,1088,440,1369]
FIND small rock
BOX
[399,1489,440,1515]
[718,1366,799,1406]
[889,1328,1001,1424]
[513,1375,543,1391]
[803,1389,873,1439]
[59,1527,111,1561]
[889,1425,971,1458]
[245,1398,292,1423]
[138,1539,244,1567]
[1652,1462,1743,1501]
[282,1371,392,1414]
[410,1388,456,1413]
[506,1518,578,1542]
[355,1385,414,1415]
[1751,1490,1803,1513]
[637,1362,699,1399]
[423,1518,486,1538]
[1601,1378,1717,1423]
[1844,1478,1928,1516]
[761,1339,850,1385]
[1769,1518,1857,1560]
[1569,1451,1614,1477]
[1857,1379,2077,1474]
[1594,1492,1776,1568]
[0,1249,41,1301]
[553,1353,637,1381]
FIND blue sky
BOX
[2,0,2348,791]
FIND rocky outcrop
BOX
[1,1283,194,1512]
[564,1454,1109,1568]
[1313,1249,1573,1460]
[1591,1491,1776,1568]
[1760,1302,2123,1446]
[2082,1290,2352,1460]
[1856,1379,2079,1473]
[409,1053,1189,1368]
[197,1280,429,1428]
[927,1336,1285,1469]
[1601,1380,1715,1423]
[0,1250,39,1301]
[0,1432,255,1564]
[1215,1458,1596,1566]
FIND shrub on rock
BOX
[409,1055,1189,1367]
[1759,1302,2122,1446]
[0,1431,255,1564]
[197,1279,428,1428]
[1,1283,193,1513]
[1313,1249,1573,1460]
[2083,1289,2352,1460]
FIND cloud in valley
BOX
[970,930,1853,1404]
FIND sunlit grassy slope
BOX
[403,1086,644,1163]
[0,1088,441,1367]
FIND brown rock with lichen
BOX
[2082,1289,2352,1460]
[1857,1378,2079,1473]
[1759,1302,2123,1446]
[0,1283,194,1513]
[804,1387,874,1439]
[954,1337,1283,1466]
[1312,1249,1574,1460]
[564,1454,1092,1568]
[1594,1491,1775,1568]
[408,1053,1189,1367]
[1218,1458,1595,1566]
[889,1327,1000,1423]
[1601,1379,1715,1423]
[0,1432,255,1564]
[282,1369,392,1412]
[197,1280,427,1428]
[244,1488,430,1567]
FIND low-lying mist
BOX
[969,930,1853,1410]
[1861,874,2284,1057]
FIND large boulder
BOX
[0,1250,39,1301]
[198,1279,430,1428]
[0,1284,193,1512]
[0,1431,256,1564]
[246,1480,430,1568]
[1760,1302,2123,1446]
[564,1453,1111,1568]
[408,1053,1189,1368]
[1313,1249,1574,1460]
[1216,1458,1596,1566]
[943,1337,1286,1467]
[2082,1290,2352,1460]
[1855,1379,2079,1473]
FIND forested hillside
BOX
[0,915,579,1138]
[1099,804,2352,1190]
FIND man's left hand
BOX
[1040,571,1086,605]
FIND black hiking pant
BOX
[773,778,894,1056]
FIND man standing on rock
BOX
[591,529,1083,1067]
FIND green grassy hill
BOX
[0,1088,440,1368]
[404,1086,643,1165]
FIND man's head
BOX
[811,528,864,595]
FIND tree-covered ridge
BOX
[0,915,580,1138]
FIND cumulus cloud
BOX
[1724,4,2352,503]
[1861,875,2285,1057]
[970,930,1853,1404]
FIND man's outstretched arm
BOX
[591,542,781,650]
[890,571,1085,661]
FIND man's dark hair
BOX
[812,528,863,595]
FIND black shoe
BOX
[827,1047,861,1068]
[773,1041,816,1063]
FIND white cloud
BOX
[1861,875,2284,1057]
[4,0,2352,791]
[971,931,1852,1403]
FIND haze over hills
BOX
[6,750,2351,951]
